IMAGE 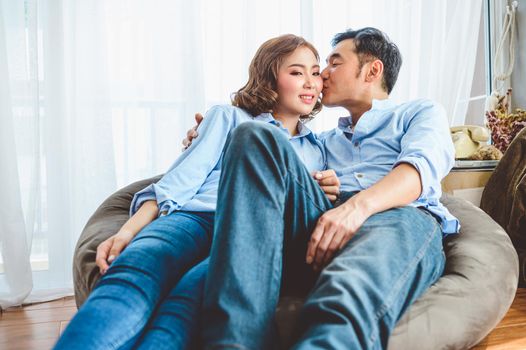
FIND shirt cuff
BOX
[157,199,181,217]
[393,156,431,200]
[130,187,157,216]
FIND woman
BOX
[54,34,339,349]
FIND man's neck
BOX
[345,90,389,125]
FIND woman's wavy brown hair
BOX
[232,34,322,121]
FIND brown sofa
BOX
[481,127,526,286]
[73,177,518,349]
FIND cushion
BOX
[480,126,526,286]
[73,177,518,349]
[387,194,518,349]
[73,175,163,306]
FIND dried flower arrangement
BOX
[485,89,526,153]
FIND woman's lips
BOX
[299,95,315,104]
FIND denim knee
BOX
[228,122,289,153]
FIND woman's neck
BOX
[272,114,300,136]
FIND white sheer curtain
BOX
[1,0,117,307]
[0,0,34,307]
[308,0,483,130]
[0,0,483,308]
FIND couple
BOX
[55,27,458,350]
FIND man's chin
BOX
[321,97,337,107]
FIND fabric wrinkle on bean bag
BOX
[73,176,518,350]
[386,194,518,350]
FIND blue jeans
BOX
[55,211,213,350]
[202,122,446,350]
[135,258,209,349]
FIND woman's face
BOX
[273,46,322,119]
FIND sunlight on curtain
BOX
[0,0,484,307]
[307,0,483,130]
[0,0,36,308]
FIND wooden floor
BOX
[0,296,76,349]
[472,288,526,350]
[1,289,526,349]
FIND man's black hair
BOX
[332,27,402,94]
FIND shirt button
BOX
[354,141,359,147]
[356,173,363,178]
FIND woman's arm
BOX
[130,105,237,217]
[98,106,239,274]
[95,200,159,274]
[183,115,340,202]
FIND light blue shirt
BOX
[130,105,325,216]
[320,98,459,235]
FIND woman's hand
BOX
[96,230,135,275]
[313,169,340,202]
[95,200,159,274]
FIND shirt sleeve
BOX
[130,105,237,216]
[393,101,455,200]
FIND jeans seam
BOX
[368,216,440,346]
[106,316,147,350]
[206,343,251,350]
[288,172,330,214]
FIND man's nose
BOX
[321,68,329,80]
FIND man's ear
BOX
[365,59,384,83]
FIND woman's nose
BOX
[304,76,314,89]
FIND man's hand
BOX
[313,169,340,202]
[182,113,204,151]
[95,230,135,275]
[306,163,423,272]
[306,197,370,272]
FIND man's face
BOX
[320,39,365,109]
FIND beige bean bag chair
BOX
[73,176,518,350]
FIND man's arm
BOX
[347,162,422,216]
[307,101,453,271]
[306,163,421,271]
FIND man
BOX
[187,27,458,350]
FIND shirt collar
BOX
[337,98,395,133]
[337,115,354,133]
[255,112,317,143]
[253,112,275,123]
[296,120,317,143]
[371,98,396,110]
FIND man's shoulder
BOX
[396,98,442,112]
[207,104,250,116]
[393,99,446,122]
[205,104,254,123]
[316,128,341,142]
